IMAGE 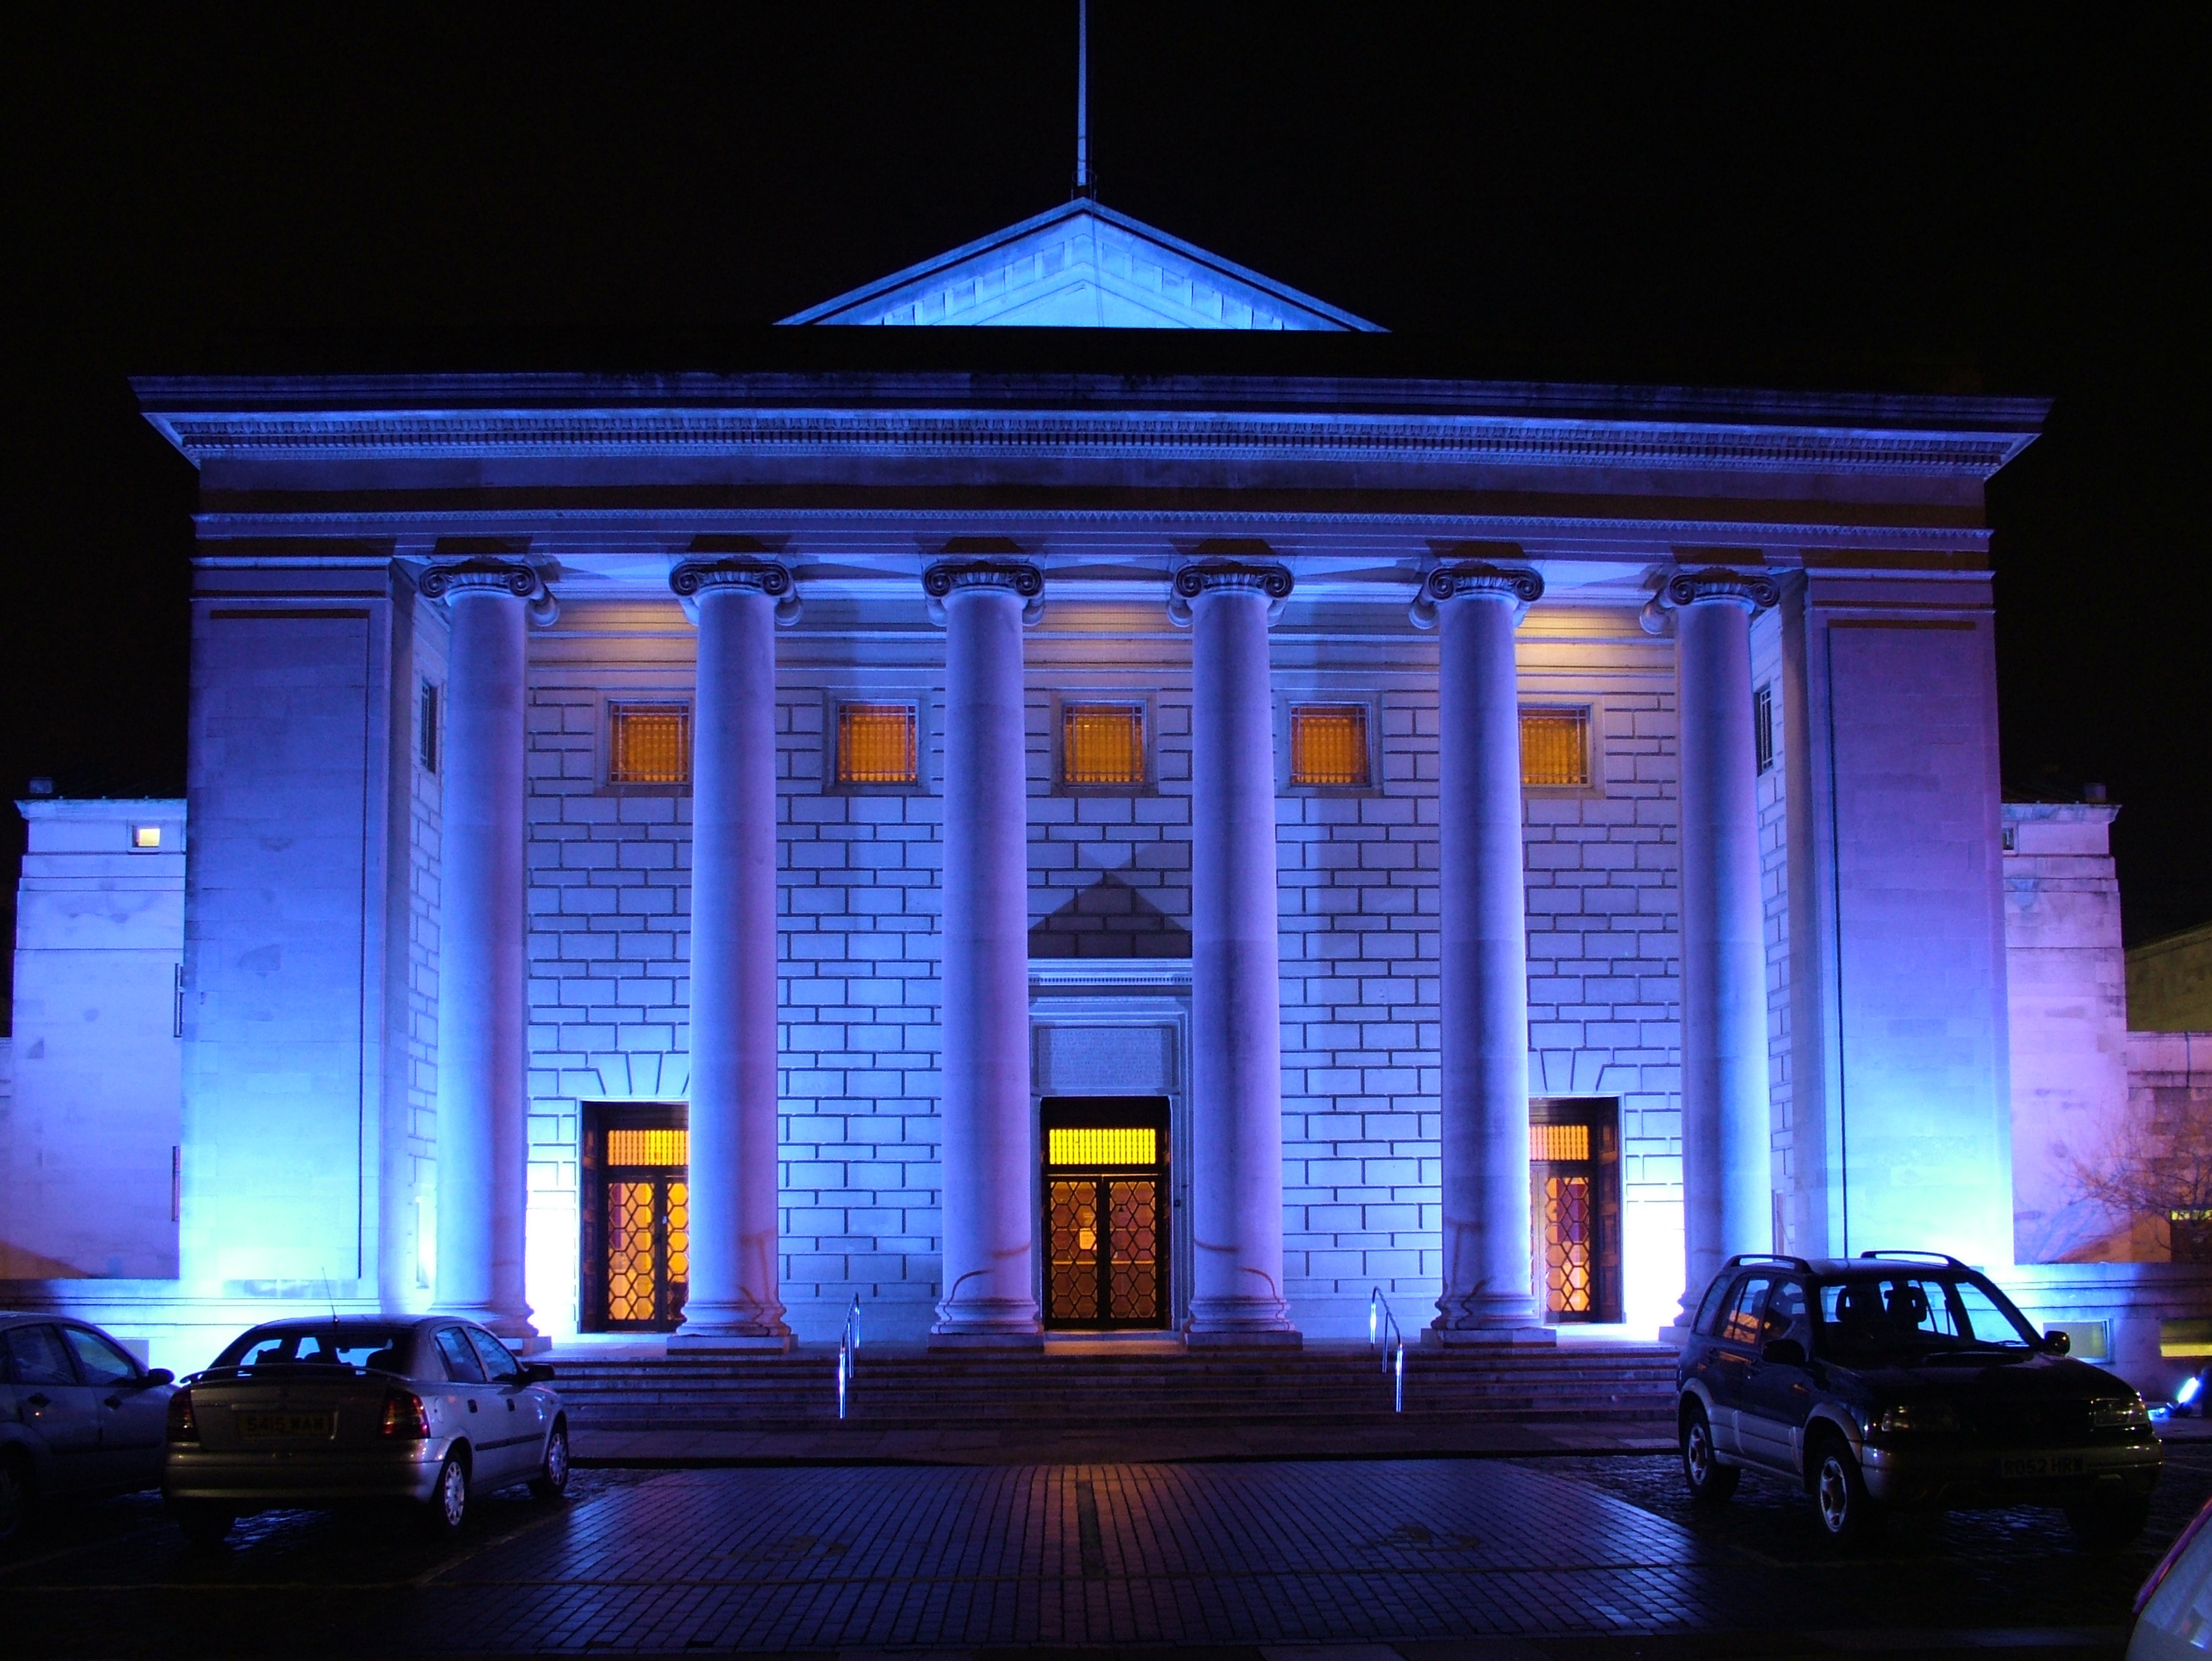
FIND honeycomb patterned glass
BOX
[607,1180,657,1324]
[607,1127,689,1167]
[1048,1181,1102,1322]
[1107,1180,1160,1321]
[611,705,691,784]
[1062,703,1145,786]
[838,702,917,785]
[665,1180,690,1296]
[1543,1174,1595,1316]
[1290,704,1368,787]
[1520,708,1590,787]
[1529,1122,1591,1163]
[1046,1126,1156,1167]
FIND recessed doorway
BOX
[580,1102,690,1333]
[1529,1097,1623,1323]
[1040,1096,1170,1330]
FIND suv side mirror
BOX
[139,1368,176,1389]
[2045,1329,2071,1356]
[520,1362,557,1385]
[1762,1338,1808,1368]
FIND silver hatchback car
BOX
[163,1316,568,1544]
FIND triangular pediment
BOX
[781,199,1380,331]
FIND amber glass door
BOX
[1529,1100,1622,1323]
[581,1108,690,1332]
[1040,1098,1169,1330]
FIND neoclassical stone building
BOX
[16,199,2202,1374]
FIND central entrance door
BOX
[1529,1098,1623,1323]
[580,1103,690,1332]
[1040,1097,1170,1330]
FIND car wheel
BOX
[528,1421,570,1502]
[421,1454,468,1536]
[1811,1437,1885,1548]
[172,1503,236,1548]
[2066,1495,2151,1548]
[0,1453,32,1546]
[1681,1404,1740,1504]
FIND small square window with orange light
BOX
[131,825,162,850]
[1061,703,1146,787]
[836,702,918,786]
[1290,704,1369,787]
[1520,708,1591,788]
[610,705,691,784]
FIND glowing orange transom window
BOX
[606,1128,688,1167]
[1048,1127,1157,1167]
[1529,1123,1591,1162]
[1063,703,1145,786]
[611,706,690,784]
[1291,704,1368,787]
[1520,708,1590,787]
[838,703,917,785]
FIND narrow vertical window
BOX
[1062,703,1146,786]
[1520,708,1591,788]
[1754,682,1776,775]
[609,704,691,784]
[420,681,440,774]
[836,701,918,785]
[1290,704,1369,787]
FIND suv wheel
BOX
[2066,1495,2151,1548]
[1811,1435,1884,1547]
[1681,1403,1740,1504]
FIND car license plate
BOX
[238,1411,334,1440]
[1999,1453,2084,1479]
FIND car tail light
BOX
[380,1388,431,1440]
[166,1389,199,1444]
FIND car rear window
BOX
[217,1327,413,1371]
[1817,1275,2037,1358]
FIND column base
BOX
[667,1329,795,1354]
[1184,1294,1301,1348]
[1423,1322,1557,1348]
[930,1292,1042,1349]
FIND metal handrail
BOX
[836,1294,861,1421]
[1368,1287,1405,1414]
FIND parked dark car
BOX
[1678,1252,2162,1546]
[1,1312,176,1543]
[163,1316,567,1545]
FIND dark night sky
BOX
[4,8,2206,1010]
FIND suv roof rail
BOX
[1857,1249,1969,1269]
[1723,1252,1814,1272]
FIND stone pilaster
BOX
[1174,552,1300,1346]
[669,556,795,1351]
[1423,555,1555,1345]
[420,556,549,1340]
[927,556,1046,1346]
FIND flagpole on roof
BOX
[1074,0,1098,199]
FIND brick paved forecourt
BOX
[7,1447,2209,1658]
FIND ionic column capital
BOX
[672,556,800,626]
[421,556,557,626]
[1167,551,1293,627]
[922,556,1044,626]
[1410,553,1543,629]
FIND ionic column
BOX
[1172,552,1299,1346]
[669,556,795,1351]
[422,556,550,1340]
[1422,556,1554,1344]
[927,556,1044,1346]
[1666,566,1780,1320]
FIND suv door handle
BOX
[26,1393,49,1409]
[104,1395,124,1409]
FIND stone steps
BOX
[546,1345,1680,1431]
